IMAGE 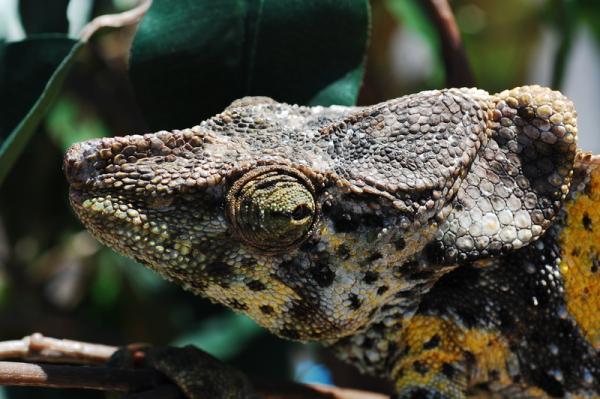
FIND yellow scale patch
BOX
[391,315,514,398]
[560,164,600,349]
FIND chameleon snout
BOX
[63,140,103,189]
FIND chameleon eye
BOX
[226,166,318,252]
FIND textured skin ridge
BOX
[64,86,599,398]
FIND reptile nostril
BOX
[63,145,90,187]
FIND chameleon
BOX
[64,85,600,398]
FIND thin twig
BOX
[420,0,475,87]
[0,333,117,364]
[0,335,387,399]
[0,361,167,392]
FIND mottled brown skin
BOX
[64,86,599,398]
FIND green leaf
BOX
[0,0,151,187]
[0,37,83,185]
[129,0,370,131]
[19,0,71,35]
[172,312,263,360]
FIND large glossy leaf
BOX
[0,0,151,186]
[0,38,83,184]
[130,0,370,131]
[19,0,71,35]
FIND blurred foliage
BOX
[130,0,369,130]
[0,0,600,398]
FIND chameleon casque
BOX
[64,85,600,398]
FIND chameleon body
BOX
[64,86,600,398]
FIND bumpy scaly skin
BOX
[64,86,599,398]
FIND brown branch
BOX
[420,0,475,87]
[0,361,167,392]
[0,333,117,364]
[0,334,388,399]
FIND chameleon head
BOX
[65,87,578,342]
[64,128,429,342]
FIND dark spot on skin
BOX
[377,286,389,295]
[290,301,313,321]
[583,212,593,231]
[372,323,386,334]
[366,252,383,262]
[472,383,490,392]
[188,280,208,292]
[260,305,274,315]
[336,244,351,260]
[441,363,456,379]
[536,373,565,398]
[402,260,419,273]
[571,247,580,257]
[395,236,406,251]
[299,238,319,252]
[463,351,476,368]
[348,293,362,310]
[331,211,357,232]
[280,328,300,340]
[204,261,232,278]
[310,261,335,287]
[408,271,435,281]
[395,367,404,379]
[363,271,379,284]
[363,214,384,228]
[240,257,256,267]
[497,309,514,331]
[488,369,500,381]
[591,254,599,273]
[423,241,447,265]
[278,260,296,273]
[518,106,535,121]
[381,304,395,312]
[397,388,447,399]
[217,280,230,289]
[423,335,441,350]
[229,299,248,311]
[412,361,429,376]
[246,280,265,291]
[395,289,413,298]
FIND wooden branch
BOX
[0,333,117,364]
[0,334,388,399]
[0,361,166,392]
[421,0,475,87]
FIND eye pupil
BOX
[227,166,318,252]
[292,204,310,220]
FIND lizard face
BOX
[64,133,437,341]
[65,87,577,342]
